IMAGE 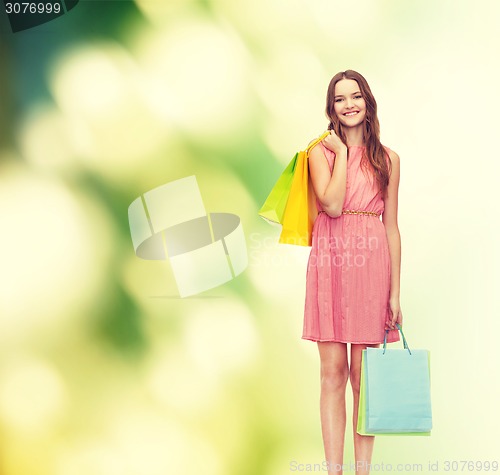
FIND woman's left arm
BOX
[382,149,402,330]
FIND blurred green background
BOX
[0,0,499,474]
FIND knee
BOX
[320,364,349,391]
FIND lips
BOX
[344,111,359,116]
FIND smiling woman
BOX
[301,69,403,475]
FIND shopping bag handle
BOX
[383,323,412,355]
[305,130,331,155]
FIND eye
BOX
[335,98,343,102]
[354,95,363,99]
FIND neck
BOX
[343,126,365,147]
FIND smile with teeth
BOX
[344,111,359,116]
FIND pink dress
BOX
[302,143,400,344]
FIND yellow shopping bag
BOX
[278,130,330,246]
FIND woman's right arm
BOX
[308,144,348,217]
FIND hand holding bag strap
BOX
[383,323,412,355]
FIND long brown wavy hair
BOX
[325,70,391,197]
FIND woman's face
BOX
[333,79,367,128]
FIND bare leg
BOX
[350,343,380,474]
[317,342,349,474]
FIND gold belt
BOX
[342,209,380,217]
[319,209,381,217]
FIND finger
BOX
[390,314,397,328]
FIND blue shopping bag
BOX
[357,324,432,435]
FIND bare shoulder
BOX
[389,149,400,163]
[309,142,328,161]
[382,147,400,176]
[384,146,400,164]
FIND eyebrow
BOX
[334,91,362,98]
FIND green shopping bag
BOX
[357,324,432,436]
[258,153,297,224]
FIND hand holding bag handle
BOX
[383,323,411,355]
